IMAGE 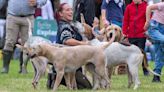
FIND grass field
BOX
[0,59,163,92]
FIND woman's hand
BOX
[29,0,37,7]
[102,18,109,28]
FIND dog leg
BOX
[22,53,29,74]
[31,61,40,89]
[85,63,100,89]
[92,73,100,90]
[127,66,133,88]
[64,72,72,89]
[128,65,140,90]
[94,66,107,89]
[31,57,47,89]
[104,69,110,89]
[70,72,77,90]
[53,63,65,91]
[107,67,113,80]
[94,59,109,89]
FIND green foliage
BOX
[0,60,163,92]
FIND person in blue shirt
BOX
[101,0,125,27]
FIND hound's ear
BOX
[16,44,26,51]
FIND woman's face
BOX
[59,4,73,22]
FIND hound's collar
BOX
[30,54,37,59]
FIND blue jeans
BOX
[145,44,155,61]
[148,20,164,75]
[110,20,122,28]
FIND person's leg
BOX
[0,19,5,38]
[136,38,149,75]
[148,20,164,43]
[1,15,19,73]
[19,16,34,73]
[0,19,6,49]
[152,43,164,82]
[19,16,34,45]
[149,45,155,61]
[19,51,23,73]
[148,20,164,82]
[75,70,92,89]
[145,46,151,62]
[47,67,92,89]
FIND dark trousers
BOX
[47,67,92,89]
[128,37,148,73]
[128,37,146,50]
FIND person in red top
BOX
[122,0,148,76]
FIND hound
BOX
[16,38,114,91]
[19,36,51,74]
[89,39,160,90]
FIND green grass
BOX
[0,60,163,92]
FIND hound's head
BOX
[16,44,43,58]
[74,21,94,40]
[104,24,122,42]
[82,23,94,40]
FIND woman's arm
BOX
[101,0,109,27]
[144,4,159,30]
[64,39,87,46]
[146,4,158,23]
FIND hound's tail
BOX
[102,30,115,49]
[141,49,161,76]
[80,13,86,23]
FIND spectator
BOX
[35,0,55,19]
[144,1,164,82]
[101,0,125,27]
[56,3,88,45]
[0,0,47,73]
[95,0,102,19]
[0,0,7,49]
[73,0,95,26]
[41,0,54,20]
[122,0,149,75]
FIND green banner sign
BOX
[33,18,58,43]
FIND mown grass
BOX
[0,59,163,92]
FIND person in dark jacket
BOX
[73,0,95,26]
[101,0,125,27]
[122,0,149,75]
